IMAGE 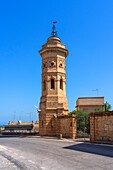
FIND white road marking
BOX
[41,167,47,170]
[19,155,24,158]
[28,160,35,164]
[0,145,7,150]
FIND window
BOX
[70,122,73,127]
[43,63,45,68]
[51,78,54,89]
[60,79,63,90]
[43,80,46,91]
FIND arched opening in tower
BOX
[51,78,55,89]
[60,79,63,90]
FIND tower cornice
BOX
[39,47,68,57]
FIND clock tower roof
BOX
[39,36,68,57]
[39,22,68,57]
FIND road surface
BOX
[0,136,113,170]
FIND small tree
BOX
[69,110,90,135]
[104,102,112,111]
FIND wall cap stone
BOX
[90,111,113,116]
[57,114,76,118]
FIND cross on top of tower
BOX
[51,21,57,37]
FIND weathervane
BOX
[51,21,57,37]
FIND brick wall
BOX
[39,113,76,139]
[90,111,113,143]
[58,114,76,139]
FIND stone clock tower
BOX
[39,23,69,136]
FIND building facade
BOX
[4,121,39,134]
[76,97,104,112]
[38,23,76,138]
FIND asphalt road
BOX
[0,136,113,170]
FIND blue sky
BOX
[0,0,113,124]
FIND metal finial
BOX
[51,21,57,37]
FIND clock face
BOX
[59,63,63,67]
[51,61,55,66]
[48,60,56,67]
[43,60,65,69]
[59,61,64,68]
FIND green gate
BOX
[76,114,90,140]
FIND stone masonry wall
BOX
[39,113,76,139]
[58,114,76,139]
[90,111,113,143]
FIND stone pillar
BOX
[69,115,76,139]
[90,113,95,142]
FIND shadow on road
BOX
[63,142,113,158]
[0,134,39,138]
[0,135,21,138]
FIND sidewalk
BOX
[26,134,90,143]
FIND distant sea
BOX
[0,124,6,127]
